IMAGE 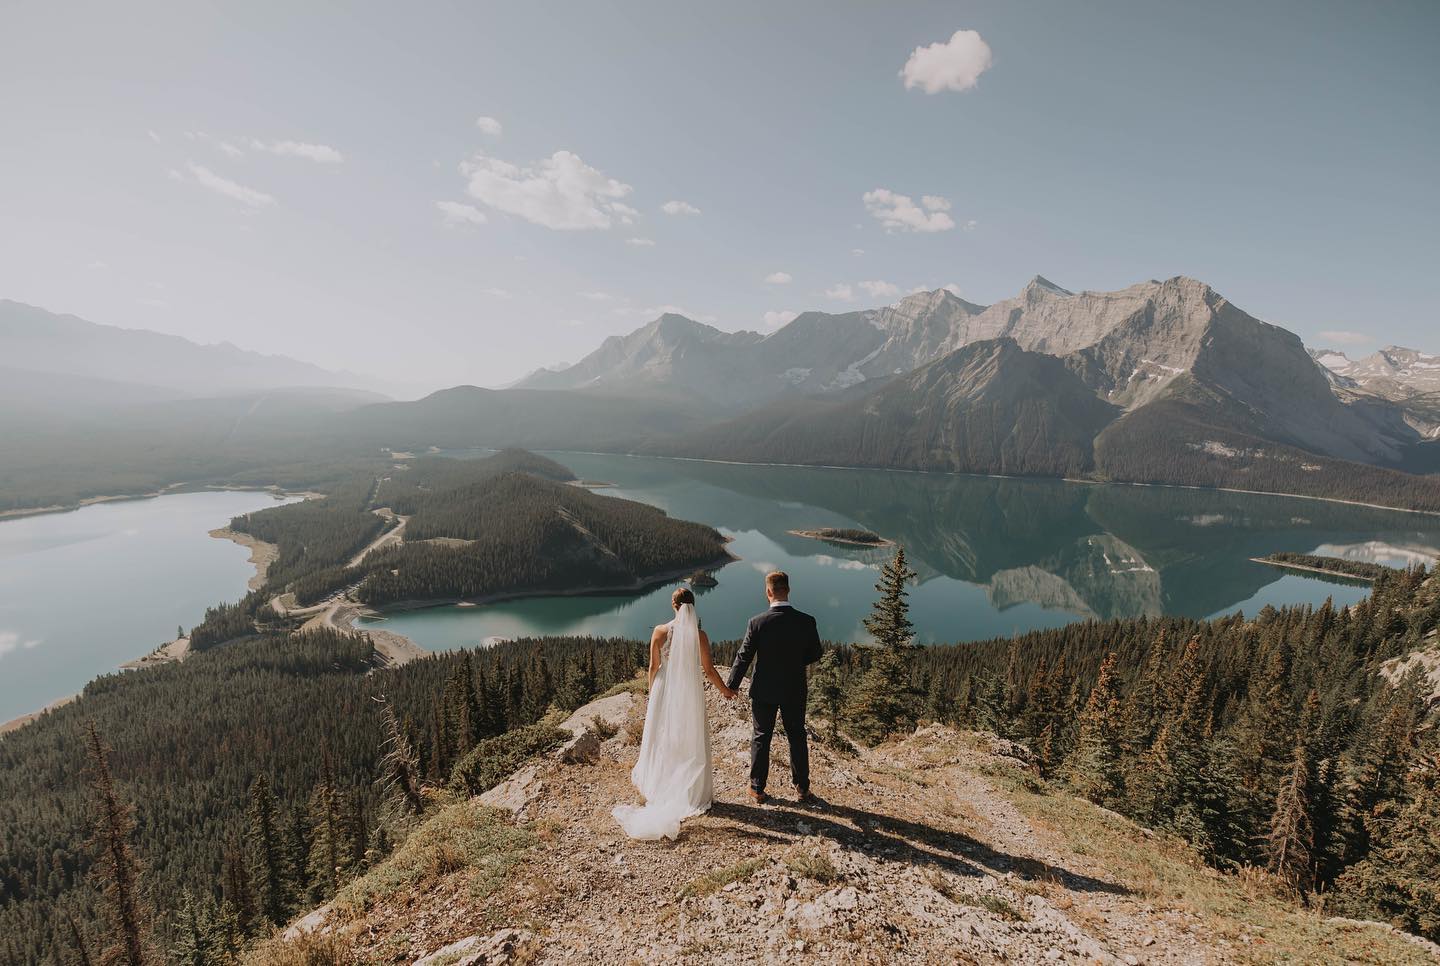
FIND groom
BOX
[725,570,823,805]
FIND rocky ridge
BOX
[267,681,1440,965]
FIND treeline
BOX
[356,472,727,605]
[0,629,646,965]
[227,476,384,591]
[1093,397,1440,513]
[812,560,1440,940]
[1261,552,1395,582]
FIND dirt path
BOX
[347,508,408,568]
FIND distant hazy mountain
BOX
[1313,345,1440,391]
[1311,345,1440,440]
[0,300,387,399]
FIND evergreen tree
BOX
[246,775,288,925]
[862,546,918,650]
[82,722,152,966]
[283,805,311,901]
[1062,652,1124,804]
[1335,758,1440,941]
[1266,744,1315,893]
[169,891,238,966]
[848,548,922,744]
[305,772,344,901]
[377,696,426,818]
[808,648,847,740]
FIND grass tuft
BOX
[331,799,534,918]
[680,857,766,897]
[784,846,842,884]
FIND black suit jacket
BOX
[726,604,823,705]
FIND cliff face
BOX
[263,685,1439,965]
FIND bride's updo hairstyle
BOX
[672,587,695,609]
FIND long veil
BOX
[612,603,713,840]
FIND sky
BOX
[1,0,1436,396]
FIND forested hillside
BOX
[188,450,729,649]
[0,630,647,964]
[815,562,1440,938]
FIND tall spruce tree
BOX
[808,648,847,740]
[848,546,921,744]
[246,775,289,925]
[1062,652,1125,804]
[1334,758,1440,941]
[82,722,152,966]
[1266,744,1316,893]
[862,546,918,650]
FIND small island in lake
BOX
[1251,551,1396,582]
[687,570,718,587]
[788,527,893,547]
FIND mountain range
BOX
[5,277,1440,514]
[0,299,390,404]
[519,275,1435,486]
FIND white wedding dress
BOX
[612,603,714,840]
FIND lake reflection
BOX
[363,454,1440,649]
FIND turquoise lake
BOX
[361,454,1440,652]
[0,490,296,724]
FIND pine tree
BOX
[283,804,311,900]
[862,546,918,650]
[807,648,846,740]
[377,696,426,818]
[169,891,238,966]
[848,548,922,744]
[1062,652,1124,804]
[246,775,289,925]
[1334,758,1440,941]
[305,768,344,900]
[219,839,254,937]
[1267,744,1315,893]
[82,721,152,966]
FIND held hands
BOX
[718,684,738,701]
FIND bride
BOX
[612,587,735,840]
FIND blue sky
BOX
[1,0,1435,393]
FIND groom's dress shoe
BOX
[748,788,770,805]
[795,789,817,806]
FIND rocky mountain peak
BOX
[1024,275,1073,297]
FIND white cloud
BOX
[762,309,798,331]
[661,199,701,216]
[186,163,275,208]
[900,29,994,94]
[217,140,243,158]
[86,260,109,270]
[860,280,900,298]
[435,200,488,226]
[460,150,635,230]
[942,282,965,297]
[147,129,162,144]
[1318,329,1372,347]
[825,284,855,301]
[764,271,792,285]
[863,188,955,233]
[851,248,865,256]
[921,195,951,212]
[475,116,504,137]
[480,287,511,298]
[0,631,41,658]
[964,219,979,231]
[578,291,613,301]
[249,139,344,164]
[626,237,655,246]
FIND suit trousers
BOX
[749,696,809,793]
